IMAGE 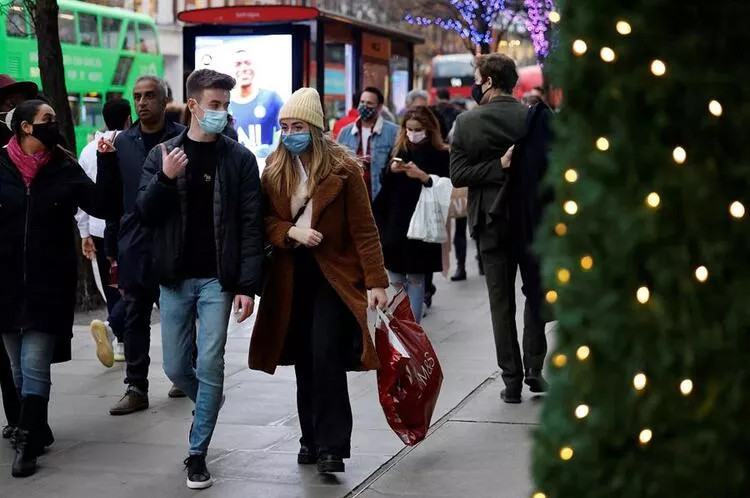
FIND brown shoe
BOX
[168,384,187,398]
[109,387,149,416]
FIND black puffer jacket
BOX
[0,147,120,361]
[136,130,264,297]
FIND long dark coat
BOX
[0,147,120,362]
[249,160,388,374]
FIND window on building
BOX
[59,11,76,44]
[137,23,158,54]
[79,13,99,47]
[102,18,122,49]
[5,3,26,38]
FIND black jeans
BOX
[477,221,547,388]
[92,237,124,342]
[122,286,158,391]
[290,249,358,459]
[0,342,20,426]
[454,217,467,268]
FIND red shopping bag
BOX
[375,293,443,446]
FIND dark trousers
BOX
[0,342,20,426]
[290,249,357,459]
[92,237,124,341]
[478,221,547,388]
[454,217,467,268]
[122,286,158,391]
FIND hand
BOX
[81,237,96,261]
[160,143,188,179]
[369,288,388,310]
[501,145,515,169]
[288,226,323,247]
[233,294,255,323]
[97,136,116,153]
[404,162,429,183]
[390,159,406,173]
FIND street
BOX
[0,263,550,498]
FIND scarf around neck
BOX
[6,135,52,187]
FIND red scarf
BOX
[6,135,52,187]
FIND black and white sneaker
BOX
[184,454,213,489]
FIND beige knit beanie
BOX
[278,87,325,130]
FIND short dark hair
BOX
[185,69,236,100]
[475,54,518,94]
[103,99,131,131]
[436,88,450,100]
[10,99,46,136]
[361,86,384,105]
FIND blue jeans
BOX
[388,272,425,323]
[2,331,56,399]
[160,279,233,456]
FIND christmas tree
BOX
[532,1,750,496]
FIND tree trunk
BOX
[32,0,103,311]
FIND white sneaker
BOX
[90,320,114,368]
[113,339,125,362]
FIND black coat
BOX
[136,130,264,297]
[104,120,185,291]
[373,142,450,274]
[0,147,120,362]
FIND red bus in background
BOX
[427,53,560,108]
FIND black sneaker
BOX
[297,444,317,465]
[184,454,213,489]
[500,386,522,404]
[317,453,345,473]
[524,369,548,393]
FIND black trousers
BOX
[477,221,547,388]
[122,286,158,391]
[454,217,467,267]
[0,342,20,426]
[92,237,124,342]
[289,249,358,459]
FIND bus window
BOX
[102,17,122,49]
[5,3,26,37]
[82,95,104,129]
[106,92,124,102]
[68,94,81,126]
[123,22,137,52]
[79,13,99,47]
[58,11,76,44]
[137,23,158,54]
[113,56,134,86]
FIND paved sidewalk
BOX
[1,262,547,497]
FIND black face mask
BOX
[32,121,60,149]
[472,83,490,105]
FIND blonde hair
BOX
[264,127,357,198]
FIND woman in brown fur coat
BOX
[249,88,388,474]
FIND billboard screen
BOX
[195,34,293,164]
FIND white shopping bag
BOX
[407,175,453,243]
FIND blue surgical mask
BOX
[194,104,228,134]
[281,132,312,156]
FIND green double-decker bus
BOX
[1,0,164,152]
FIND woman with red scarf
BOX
[0,99,119,478]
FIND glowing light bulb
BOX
[548,11,560,23]
[636,286,650,304]
[557,268,571,284]
[545,290,558,304]
[532,493,547,498]
[730,201,745,219]
[646,192,661,208]
[576,345,590,361]
[673,146,687,164]
[555,222,568,236]
[695,266,708,282]
[572,39,588,55]
[616,20,632,35]
[600,47,616,62]
[564,201,578,215]
[651,59,666,76]
[564,168,579,183]
[633,372,647,391]
[639,428,653,444]
[552,353,567,368]
[708,100,723,117]
[574,404,590,419]
[596,137,610,151]
[680,379,693,395]
[580,255,594,271]
[559,446,574,460]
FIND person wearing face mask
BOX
[0,99,120,478]
[373,106,450,322]
[450,54,549,404]
[337,86,399,201]
[251,88,388,475]
[136,69,263,489]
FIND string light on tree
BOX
[673,146,687,164]
[564,200,579,215]
[559,446,574,461]
[580,255,594,270]
[546,290,558,303]
[548,10,560,23]
[695,266,709,283]
[596,137,610,151]
[557,268,571,284]
[615,20,632,35]
[636,286,651,304]
[729,201,745,219]
[576,345,590,361]
[564,168,579,183]
[600,47,616,62]
[532,493,547,498]
[651,59,667,76]
[708,100,723,117]
[680,379,694,395]
[633,372,647,391]
[574,404,590,419]
[555,222,568,236]
[639,428,653,445]
[552,353,567,367]
[646,192,661,208]
[572,39,588,55]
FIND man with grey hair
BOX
[404,88,429,109]
[99,74,186,415]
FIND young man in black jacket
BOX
[136,69,263,489]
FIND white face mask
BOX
[407,130,426,144]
